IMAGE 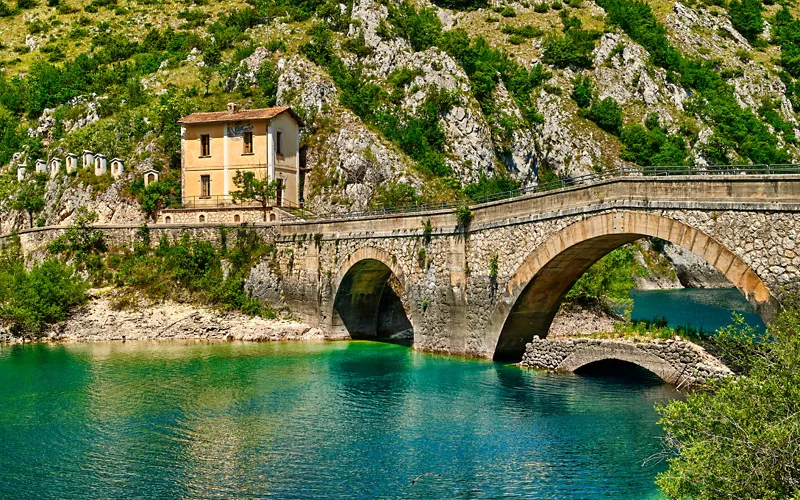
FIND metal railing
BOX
[169,164,800,222]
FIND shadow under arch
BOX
[488,211,778,361]
[332,248,413,342]
[573,359,667,385]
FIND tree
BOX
[199,66,214,97]
[729,0,763,44]
[134,179,180,222]
[656,304,800,499]
[230,170,278,222]
[11,173,46,228]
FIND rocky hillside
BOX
[1,0,799,224]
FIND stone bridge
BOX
[13,175,800,363]
[519,337,732,387]
[272,175,799,361]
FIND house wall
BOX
[181,113,300,207]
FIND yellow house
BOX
[178,104,303,208]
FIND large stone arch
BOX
[557,343,683,384]
[487,211,778,361]
[331,247,414,340]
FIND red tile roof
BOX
[178,106,303,125]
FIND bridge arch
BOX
[487,211,778,361]
[332,247,414,341]
[559,345,683,384]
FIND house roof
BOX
[177,106,304,126]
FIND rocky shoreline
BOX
[1,292,338,344]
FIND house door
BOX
[275,179,283,207]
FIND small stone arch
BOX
[234,214,241,223]
[199,214,206,223]
[487,211,778,361]
[269,213,276,222]
[557,344,682,384]
[164,216,172,224]
[331,247,413,341]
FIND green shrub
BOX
[507,34,526,44]
[500,5,516,16]
[565,246,635,310]
[16,0,35,8]
[464,172,520,200]
[583,97,623,135]
[0,257,87,337]
[598,0,787,164]
[534,2,549,12]
[542,27,599,68]
[571,74,594,108]
[501,24,544,38]
[372,181,422,208]
[551,1,563,9]
[455,205,473,231]
[656,304,800,498]
[728,0,763,43]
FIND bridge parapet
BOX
[520,337,732,387]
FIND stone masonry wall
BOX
[520,337,732,387]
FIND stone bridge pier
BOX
[271,176,800,362]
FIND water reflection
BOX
[0,341,674,499]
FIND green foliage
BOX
[656,305,800,498]
[255,60,279,106]
[111,231,277,317]
[455,205,473,231]
[231,170,279,221]
[598,0,788,164]
[565,246,635,309]
[542,29,599,69]
[0,254,87,337]
[583,97,623,135]
[46,208,106,283]
[386,3,443,52]
[10,173,46,228]
[463,171,520,200]
[728,0,763,43]
[571,74,594,108]
[131,179,180,222]
[421,218,433,244]
[501,24,544,39]
[534,2,549,12]
[427,0,487,9]
[620,118,689,166]
[372,181,422,208]
[417,246,427,268]
[46,208,106,260]
[488,253,499,279]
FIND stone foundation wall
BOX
[520,337,732,387]
[159,206,273,225]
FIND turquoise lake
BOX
[0,288,762,498]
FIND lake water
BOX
[0,288,760,498]
[631,287,765,333]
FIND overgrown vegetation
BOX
[565,246,636,314]
[0,237,87,337]
[597,0,788,164]
[109,228,279,317]
[656,305,800,498]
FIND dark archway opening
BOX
[574,359,664,385]
[334,259,413,345]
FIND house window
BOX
[200,135,210,157]
[243,131,253,154]
[199,215,206,223]
[234,214,241,223]
[275,178,283,207]
[275,131,283,156]
[165,216,171,224]
[201,175,211,198]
